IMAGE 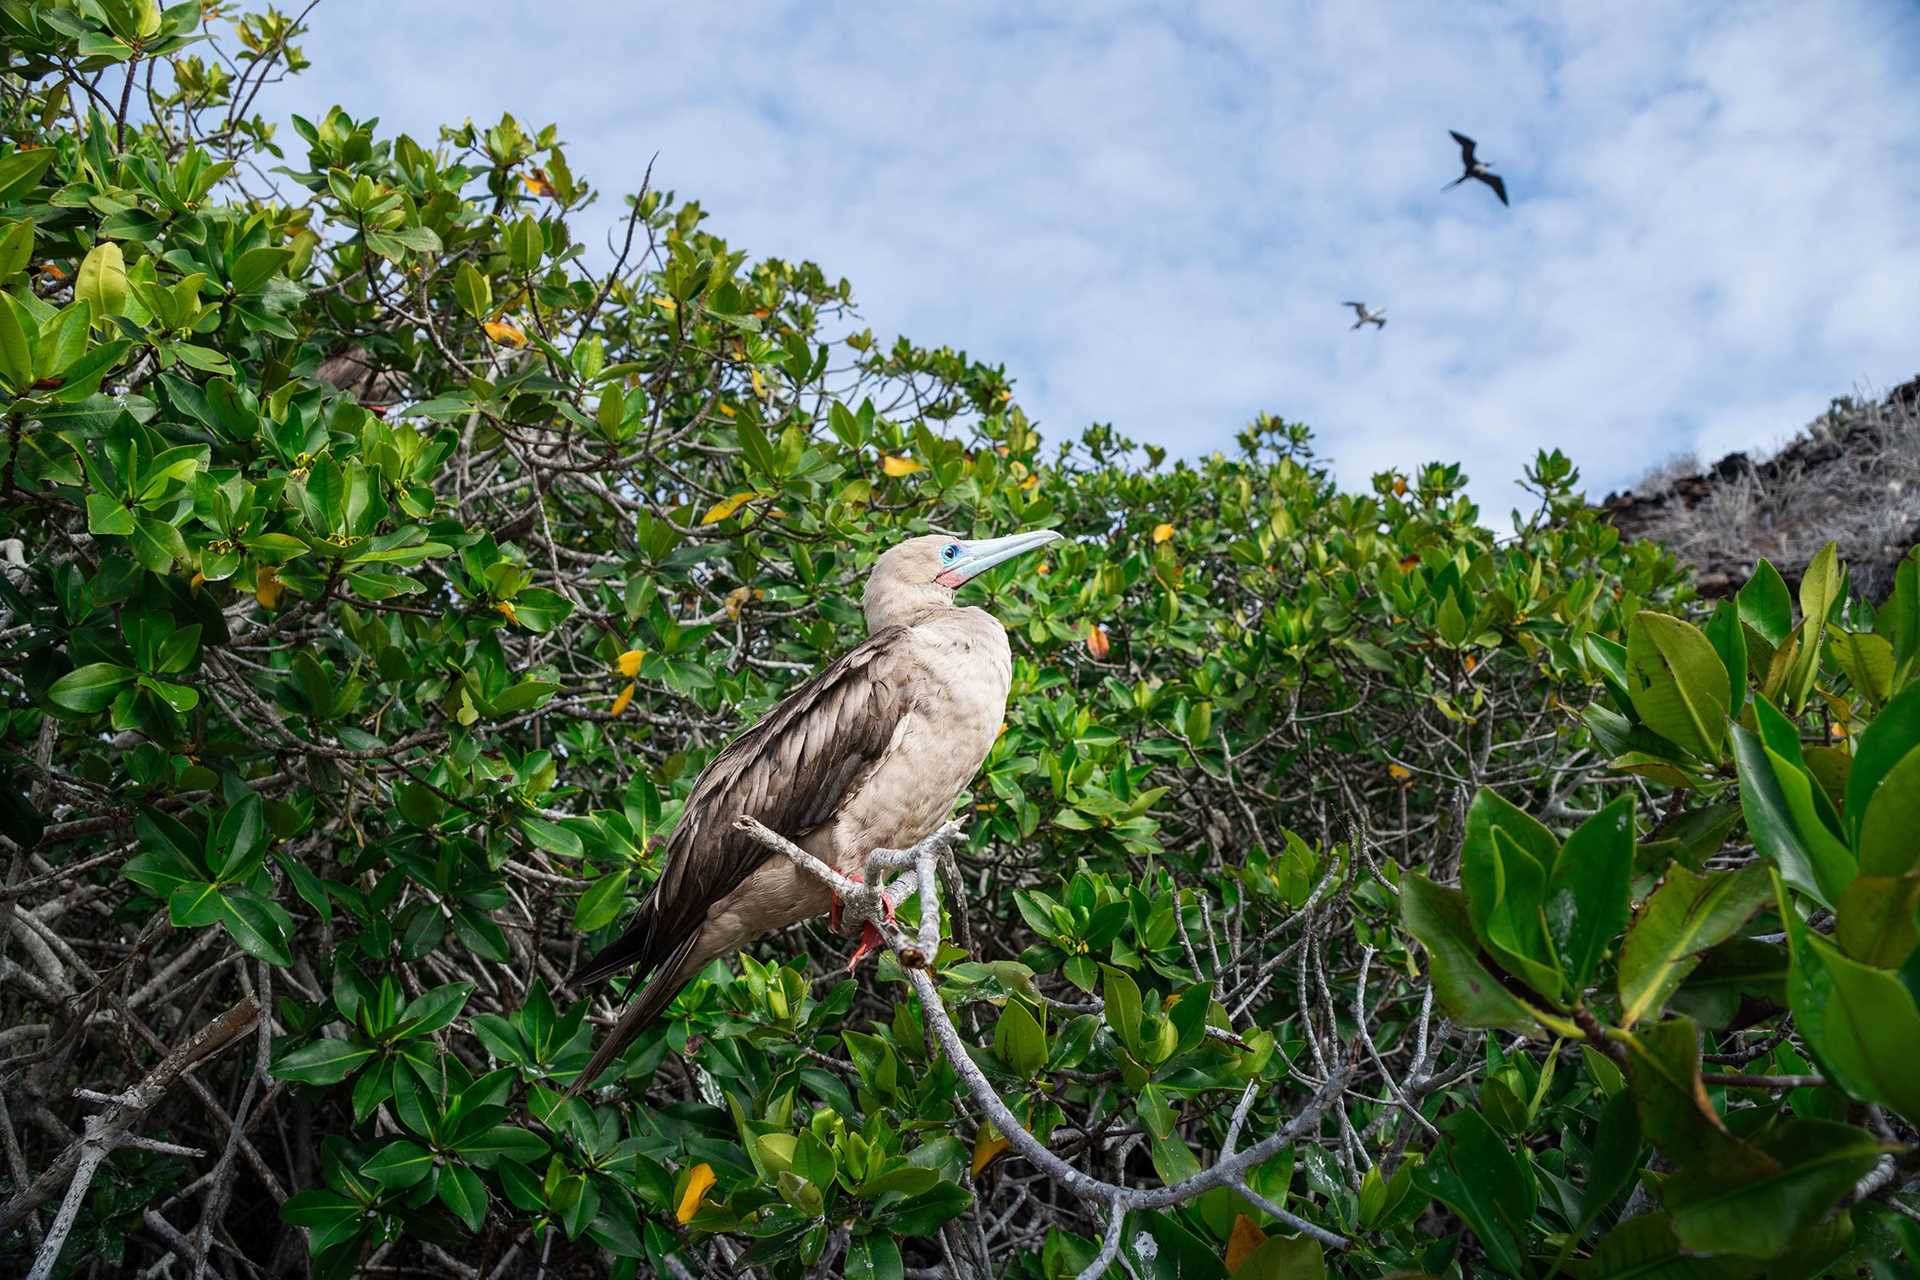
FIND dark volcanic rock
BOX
[1597,375,1920,601]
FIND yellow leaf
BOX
[1226,1215,1268,1273]
[189,570,205,589]
[482,319,527,347]
[1086,624,1110,661]
[996,387,1012,402]
[724,585,752,621]
[718,404,735,417]
[1830,721,1848,739]
[675,1163,715,1223]
[616,649,645,677]
[971,1129,1010,1178]
[1036,562,1051,576]
[1387,763,1412,782]
[881,455,923,478]
[521,169,556,198]
[1463,654,1478,674]
[749,368,766,398]
[1152,522,1174,544]
[652,294,676,313]
[1392,475,1408,497]
[39,261,66,281]
[496,600,519,626]
[610,682,636,717]
[1020,471,1040,491]
[702,491,763,525]
[254,566,282,610]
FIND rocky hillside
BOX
[1600,374,1920,600]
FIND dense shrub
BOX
[1,6,1916,1279]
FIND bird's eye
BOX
[941,543,960,562]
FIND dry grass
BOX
[1604,379,1920,600]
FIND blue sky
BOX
[268,1,1920,510]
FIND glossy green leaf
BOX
[1625,611,1731,760]
[1617,864,1770,1027]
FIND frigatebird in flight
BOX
[1444,131,1508,206]
[1343,301,1386,331]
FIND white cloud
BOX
[268,0,1920,512]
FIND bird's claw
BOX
[833,869,896,971]
[847,922,886,973]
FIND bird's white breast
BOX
[829,608,1012,871]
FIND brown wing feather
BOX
[567,626,916,1085]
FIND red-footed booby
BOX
[569,528,1061,1090]
[1444,130,1509,206]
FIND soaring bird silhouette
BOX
[1444,131,1508,206]
[1343,301,1386,331]
[567,529,1061,1091]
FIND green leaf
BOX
[1730,722,1851,907]
[455,1124,548,1168]
[845,1235,904,1280]
[1400,874,1562,1037]
[1834,874,1920,969]
[0,293,32,391]
[1858,746,1920,879]
[1664,1119,1887,1259]
[361,1139,436,1189]
[230,245,293,293]
[75,240,127,322]
[993,998,1046,1077]
[271,1036,375,1085]
[1623,1017,1745,1164]
[279,1189,365,1255]
[215,890,293,965]
[454,261,492,318]
[1545,795,1635,992]
[1625,611,1731,760]
[1232,1234,1325,1280]
[1410,1108,1534,1277]
[1829,626,1894,710]
[516,813,582,856]
[0,219,33,282]
[47,662,136,713]
[1101,965,1142,1053]
[130,514,187,572]
[1847,680,1920,866]
[1617,864,1770,1027]
[1784,889,1920,1129]
[1704,600,1748,720]
[0,148,56,202]
[1460,790,1566,1005]
[392,981,473,1038]
[1576,1214,1754,1280]
[1798,541,1841,625]
[573,868,629,933]
[438,1162,488,1231]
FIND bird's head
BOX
[863,529,1062,630]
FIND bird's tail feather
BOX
[566,931,701,1097]
[1442,176,1466,190]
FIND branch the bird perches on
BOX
[731,815,1352,1278]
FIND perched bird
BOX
[1444,130,1508,206]
[568,528,1062,1091]
[1343,301,1386,331]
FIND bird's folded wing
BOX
[573,624,918,986]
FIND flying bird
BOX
[568,528,1062,1091]
[1343,301,1386,330]
[1444,130,1508,206]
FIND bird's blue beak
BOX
[936,529,1062,587]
